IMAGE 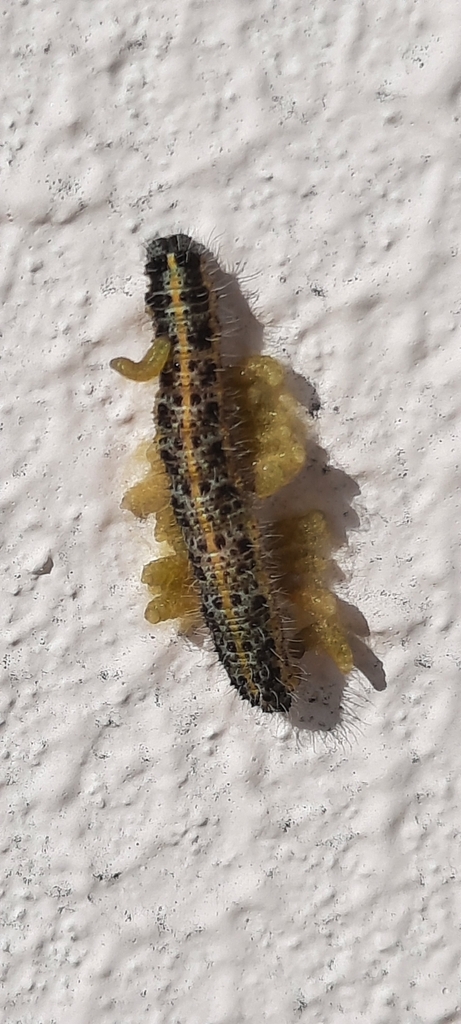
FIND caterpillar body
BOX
[111,234,353,714]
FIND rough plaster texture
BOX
[1,1,461,1022]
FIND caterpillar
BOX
[110,234,353,714]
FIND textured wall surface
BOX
[2,1,461,1022]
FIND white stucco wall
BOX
[2,1,461,1021]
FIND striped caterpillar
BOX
[110,235,353,713]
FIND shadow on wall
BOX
[213,246,387,736]
[263,429,386,736]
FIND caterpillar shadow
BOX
[206,243,386,736]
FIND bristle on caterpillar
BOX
[110,234,353,713]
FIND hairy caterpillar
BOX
[110,235,353,713]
